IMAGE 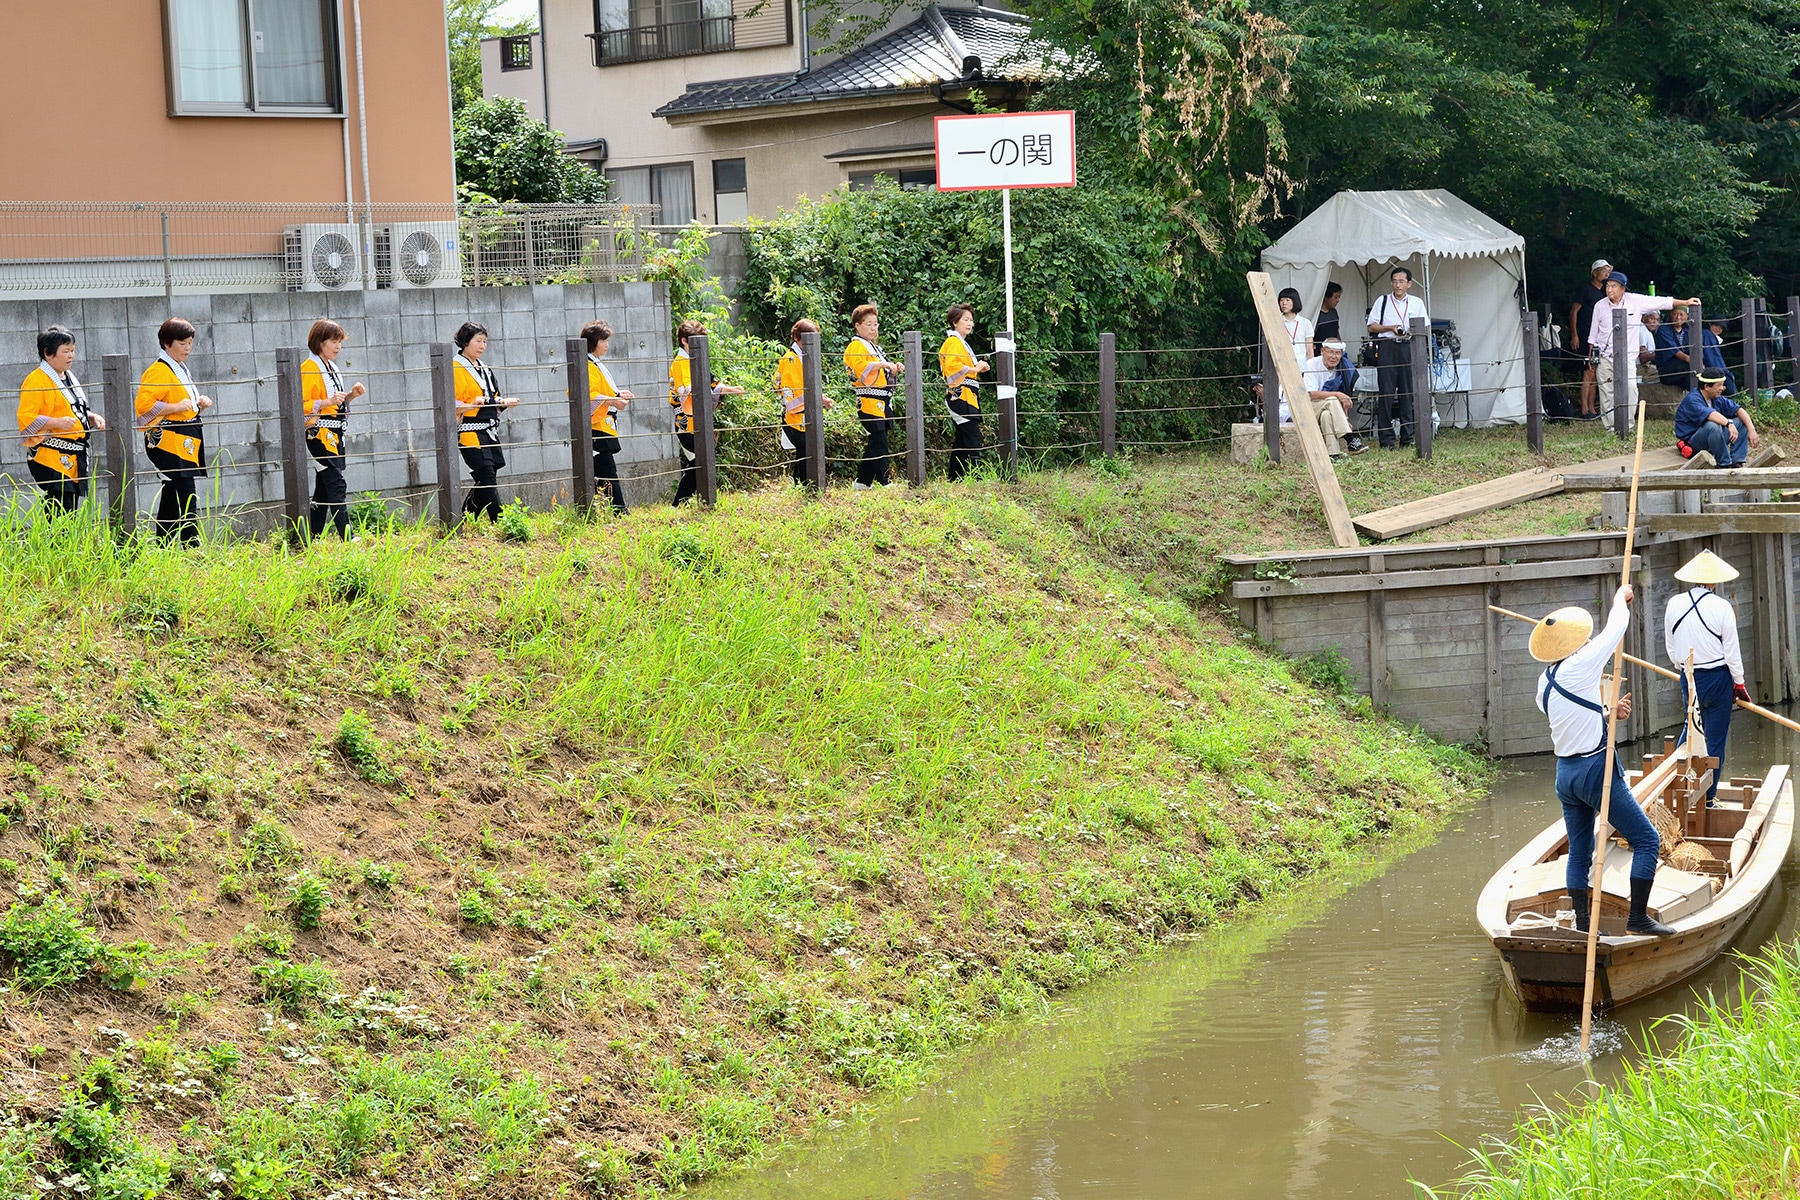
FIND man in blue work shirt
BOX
[1655,305,1694,386]
[1674,369,1760,467]
[1702,318,1739,396]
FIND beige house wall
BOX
[539,0,951,222]
[0,0,454,205]
[480,34,546,122]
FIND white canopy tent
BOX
[1260,189,1529,426]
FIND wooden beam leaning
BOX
[429,342,461,527]
[273,347,308,539]
[902,331,925,487]
[100,354,135,537]
[566,337,595,512]
[1522,312,1543,455]
[1098,331,1117,457]
[1562,468,1800,491]
[1246,271,1358,549]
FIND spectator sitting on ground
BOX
[1675,369,1759,467]
[1637,312,1660,382]
[1293,339,1368,459]
[1315,282,1343,347]
[1656,305,1694,386]
[1703,318,1740,395]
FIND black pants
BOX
[145,445,202,545]
[307,437,348,538]
[592,434,628,514]
[460,444,504,522]
[858,414,891,486]
[948,401,983,480]
[27,458,86,517]
[1375,339,1415,447]
[674,431,698,505]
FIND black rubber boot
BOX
[1568,888,1591,934]
[1626,876,1675,936]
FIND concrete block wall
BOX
[0,283,676,527]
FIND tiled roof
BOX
[653,5,1044,118]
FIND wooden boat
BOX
[1477,737,1794,1013]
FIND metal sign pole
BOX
[1002,188,1016,338]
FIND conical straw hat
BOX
[1529,607,1594,662]
[1675,549,1738,585]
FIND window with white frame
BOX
[164,0,344,115]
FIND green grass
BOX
[0,480,1482,1196]
[1428,939,1800,1199]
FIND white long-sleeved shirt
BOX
[1588,292,1672,358]
[1664,585,1744,684]
[1535,597,1630,758]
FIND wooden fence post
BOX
[689,333,718,506]
[902,331,925,486]
[566,337,595,512]
[1612,307,1629,438]
[1744,298,1759,400]
[1259,334,1279,463]
[995,330,1018,478]
[1522,313,1543,455]
[801,329,825,492]
[274,347,307,539]
[429,342,461,525]
[1409,316,1432,459]
[1788,296,1799,388]
[1098,331,1117,457]
[100,354,134,537]
[1685,303,1703,393]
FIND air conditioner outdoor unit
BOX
[283,224,364,291]
[377,221,463,289]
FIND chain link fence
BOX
[0,201,662,299]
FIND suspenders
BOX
[1540,661,1609,757]
[1672,589,1727,669]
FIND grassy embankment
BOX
[1429,940,1800,1199]
[1030,418,1795,562]
[0,474,1482,1197]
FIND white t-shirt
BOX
[1281,314,1314,368]
[1365,292,1429,340]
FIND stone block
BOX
[400,314,437,349]
[211,292,255,327]
[331,316,368,349]
[531,283,564,316]
[1229,421,1304,466]
[361,288,399,318]
[251,319,295,353]
[211,317,254,355]
[85,326,131,361]
[500,285,534,312]
[247,293,292,324]
[623,302,662,335]
[79,297,130,332]
[398,288,436,317]
[622,281,655,309]
[126,296,170,335]
[36,299,81,331]
[364,315,402,350]
[401,342,431,373]
[499,309,536,348]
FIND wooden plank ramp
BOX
[1353,446,1688,541]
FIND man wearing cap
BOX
[1674,369,1759,467]
[1569,259,1612,418]
[1532,585,1674,936]
[1296,339,1368,458]
[1665,550,1749,804]
[1589,272,1701,429]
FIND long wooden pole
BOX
[1489,605,1800,735]
[1581,398,1646,1056]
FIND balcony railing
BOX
[588,16,735,65]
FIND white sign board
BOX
[934,111,1077,192]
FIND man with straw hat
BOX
[1532,585,1674,936]
[1665,549,1749,803]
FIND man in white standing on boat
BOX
[1530,586,1675,937]
[1664,549,1750,807]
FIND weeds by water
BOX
[0,480,1480,1195]
[1429,941,1800,1199]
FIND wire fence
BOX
[0,202,666,298]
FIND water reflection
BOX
[700,712,1800,1200]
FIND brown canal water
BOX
[702,712,1800,1200]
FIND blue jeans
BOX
[1556,751,1660,892]
[1687,416,1749,466]
[1678,665,1736,800]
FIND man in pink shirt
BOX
[1589,271,1700,428]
